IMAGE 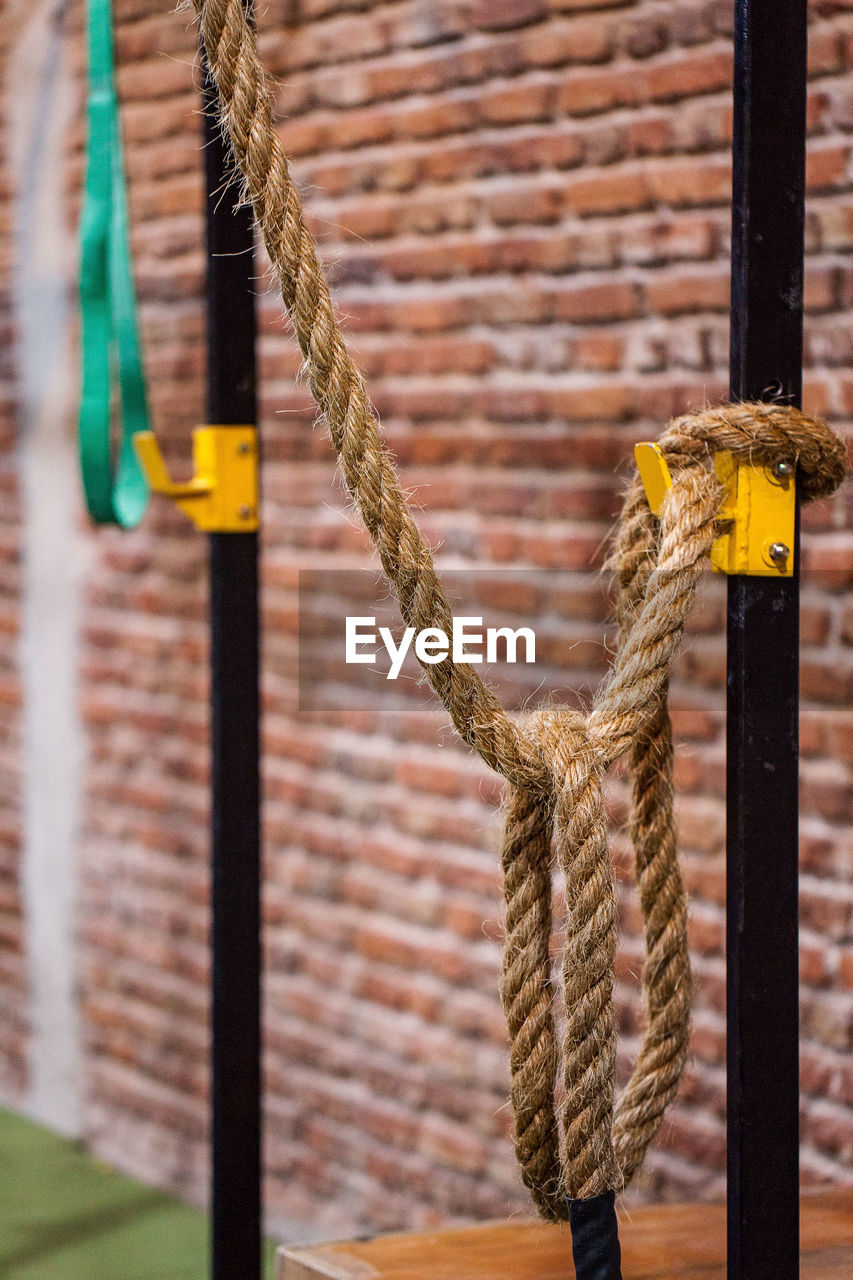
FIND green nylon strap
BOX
[78,0,149,526]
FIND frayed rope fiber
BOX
[187,0,847,1217]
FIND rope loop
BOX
[500,406,844,1212]
[189,0,848,1217]
[657,401,847,502]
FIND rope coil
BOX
[187,0,847,1215]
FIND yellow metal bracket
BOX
[708,451,795,576]
[634,442,673,517]
[634,442,796,576]
[133,426,258,532]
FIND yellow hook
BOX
[133,426,259,532]
[634,441,795,576]
[634,442,673,517]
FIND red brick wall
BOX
[60,0,853,1236]
[0,8,27,1104]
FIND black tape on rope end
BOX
[568,1190,622,1280]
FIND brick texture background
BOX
[3,0,853,1240]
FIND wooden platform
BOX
[278,1188,853,1279]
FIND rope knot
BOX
[522,705,601,796]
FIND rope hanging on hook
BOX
[186,0,847,1217]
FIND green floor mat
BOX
[0,1109,276,1280]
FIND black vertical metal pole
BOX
[728,3,808,1278]
[202,50,262,1280]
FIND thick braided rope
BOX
[500,467,723,1210]
[188,0,848,1216]
[190,0,549,797]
